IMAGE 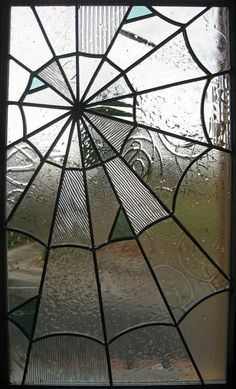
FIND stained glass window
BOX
[5,4,232,386]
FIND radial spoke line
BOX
[6,115,72,225]
[22,121,75,384]
[76,5,79,100]
[86,70,230,107]
[84,113,230,282]
[32,7,76,102]
[85,108,232,154]
[172,148,210,212]
[6,111,71,150]
[84,7,211,106]
[76,119,113,385]
[8,101,71,110]
[81,118,203,383]
[26,138,43,160]
[178,287,229,325]
[183,30,211,75]
[80,6,132,103]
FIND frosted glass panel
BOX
[7,4,231,386]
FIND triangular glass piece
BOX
[84,61,120,101]
[79,56,102,98]
[28,116,70,157]
[80,121,101,168]
[9,296,38,338]
[66,123,82,168]
[47,125,71,167]
[39,60,73,101]
[83,118,115,162]
[110,208,134,241]
[88,77,131,105]
[86,112,133,153]
[29,77,45,91]
[59,57,76,96]
[25,85,71,107]
[127,6,153,20]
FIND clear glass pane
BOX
[7,5,231,385]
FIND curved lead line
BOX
[201,78,214,144]
[80,6,132,103]
[177,287,230,325]
[19,105,27,138]
[6,228,46,249]
[149,7,184,27]
[108,322,176,345]
[32,7,76,102]
[81,116,204,383]
[22,121,76,384]
[172,148,210,212]
[49,243,92,251]
[5,116,73,226]
[183,29,211,76]
[83,112,230,283]
[32,332,105,346]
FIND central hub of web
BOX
[71,101,86,120]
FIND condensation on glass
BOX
[6,4,231,386]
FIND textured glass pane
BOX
[86,166,119,247]
[7,143,41,218]
[8,232,45,311]
[97,240,172,339]
[110,326,199,383]
[8,163,61,243]
[140,219,229,321]
[35,248,103,339]
[9,322,28,384]
[7,5,231,385]
[180,292,228,382]
[175,149,230,272]
[108,15,178,70]
[26,336,108,383]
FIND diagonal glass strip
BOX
[59,57,76,96]
[86,113,133,152]
[106,158,168,234]
[78,6,128,55]
[9,322,29,385]
[87,77,132,106]
[83,120,115,162]
[79,56,102,97]
[51,170,91,246]
[46,125,71,167]
[34,248,103,338]
[86,166,119,247]
[39,61,73,101]
[66,124,82,168]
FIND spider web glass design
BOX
[7,5,231,385]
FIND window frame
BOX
[0,1,236,388]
